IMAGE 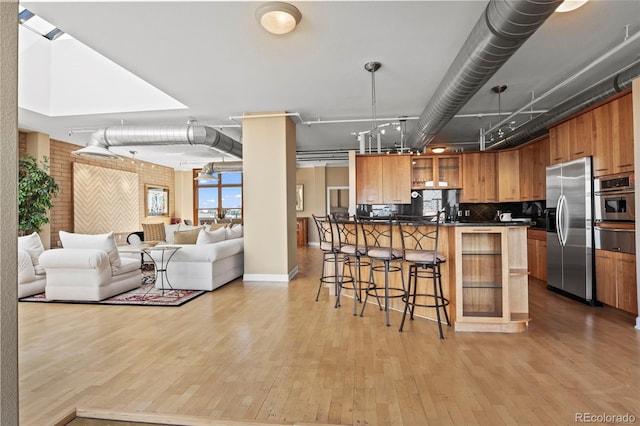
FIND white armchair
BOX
[39,231,141,301]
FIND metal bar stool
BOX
[360,215,406,326]
[333,214,371,315]
[397,213,450,339]
[311,214,352,302]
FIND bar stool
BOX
[397,214,450,339]
[311,214,353,302]
[333,214,371,315]
[360,215,406,326]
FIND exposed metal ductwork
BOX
[487,62,640,150]
[72,124,243,159]
[407,0,562,151]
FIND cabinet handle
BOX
[574,151,584,155]
[553,157,563,161]
[595,168,608,172]
[618,164,633,168]
[620,259,634,264]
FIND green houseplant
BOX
[18,154,59,235]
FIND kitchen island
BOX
[331,221,530,333]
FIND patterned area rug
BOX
[19,271,206,307]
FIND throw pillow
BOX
[59,230,121,267]
[17,232,45,267]
[196,227,226,244]
[173,227,204,244]
[225,224,243,240]
[142,223,166,242]
[164,223,181,244]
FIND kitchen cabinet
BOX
[592,93,634,177]
[519,137,548,201]
[549,111,595,166]
[356,154,411,204]
[595,249,637,315]
[527,228,547,282]
[498,150,520,202]
[455,226,529,333]
[412,154,461,189]
[461,152,497,202]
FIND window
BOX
[194,170,243,224]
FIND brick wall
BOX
[19,134,175,247]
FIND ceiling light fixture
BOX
[256,2,302,35]
[365,61,382,153]
[555,0,589,13]
[431,147,446,154]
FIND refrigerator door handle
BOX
[560,194,569,247]
[556,196,563,246]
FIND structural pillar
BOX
[242,111,298,281]
[0,1,20,424]
[632,78,640,330]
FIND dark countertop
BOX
[441,221,531,227]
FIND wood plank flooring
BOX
[19,246,640,426]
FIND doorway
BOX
[327,186,349,216]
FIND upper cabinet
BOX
[461,152,497,203]
[548,111,593,165]
[592,93,634,177]
[356,154,411,204]
[519,137,549,201]
[498,150,520,202]
[412,154,461,189]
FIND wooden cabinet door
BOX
[498,150,520,202]
[382,155,411,204]
[461,152,481,202]
[616,252,637,315]
[592,101,615,177]
[532,137,549,200]
[612,94,634,174]
[537,239,547,282]
[479,152,497,202]
[519,144,534,201]
[549,124,570,165]
[356,156,383,204]
[527,239,536,278]
[570,110,594,160]
[595,249,617,307]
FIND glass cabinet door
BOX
[437,155,461,188]
[412,156,434,188]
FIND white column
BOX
[0,1,20,423]
[242,112,298,281]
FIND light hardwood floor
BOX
[19,246,640,426]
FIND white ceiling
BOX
[17,0,640,170]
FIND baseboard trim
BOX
[74,408,346,425]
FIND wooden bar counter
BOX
[329,221,530,333]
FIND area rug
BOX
[19,272,206,307]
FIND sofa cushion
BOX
[168,238,243,262]
[196,227,226,244]
[111,257,141,276]
[59,231,121,267]
[18,232,45,268]
[173,227,204,244]
[164,223,181,244]
[142,222,166,243]
[225,224,243,240]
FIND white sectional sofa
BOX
[146,224,244,291]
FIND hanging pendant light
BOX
[365,61,382,153]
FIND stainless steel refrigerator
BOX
[546,157,595,303]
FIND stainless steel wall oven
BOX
[594,173,635,222]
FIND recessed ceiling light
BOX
[555,0,589,13]
[256,2,302,35]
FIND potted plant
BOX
[18,154,59,235]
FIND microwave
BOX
[594,173,635,222]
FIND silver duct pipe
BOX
[407,0,562,150]
[487,62,640,150]
[72,125,243,159]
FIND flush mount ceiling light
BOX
[256,2,302,35]
[431,147,446,154]
[555,0,589,13]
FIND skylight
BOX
[18,7,69,41]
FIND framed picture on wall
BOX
[296,184,304,211]
[145,184,169,216]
